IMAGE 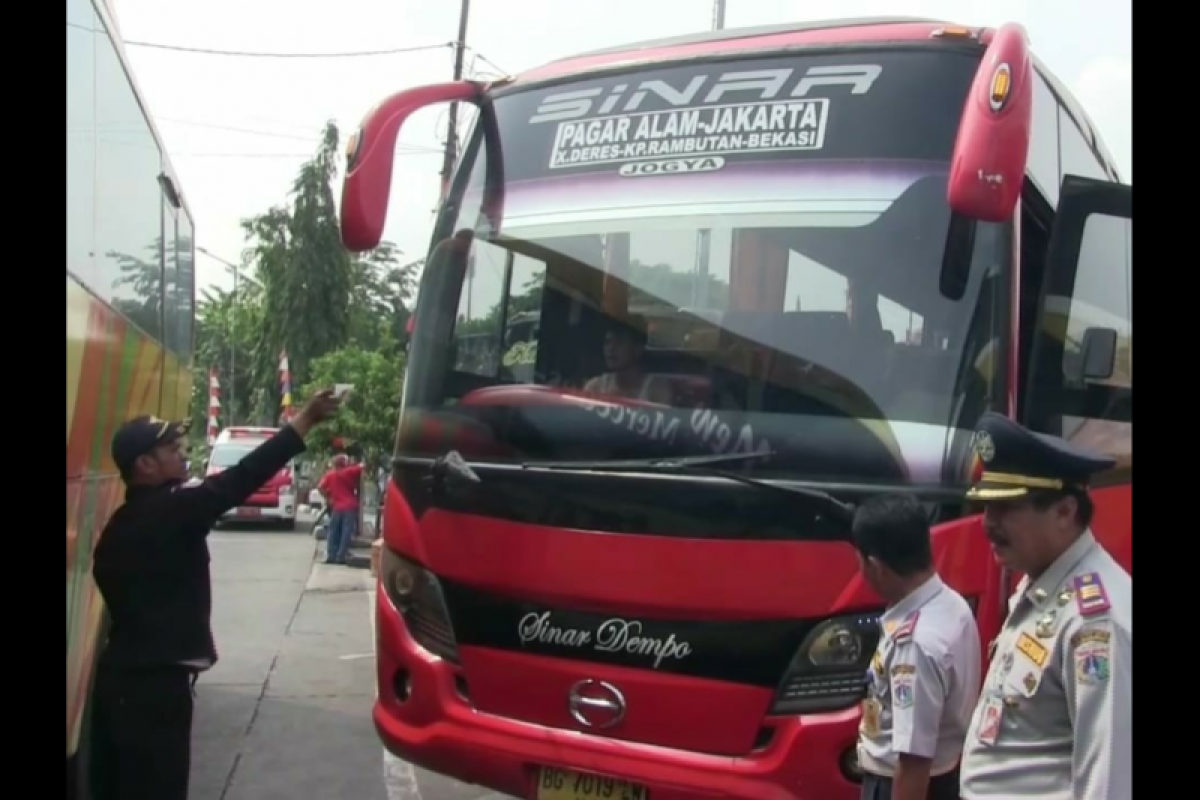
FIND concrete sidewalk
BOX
[193,527,510,800]
[190,531,383,800]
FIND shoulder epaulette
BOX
[1072,572,1111,616]
[892,611,920,641]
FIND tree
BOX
[187,119,419,436]
[188,275,267,435]
[297,345,405,470]
[348,243,421,351]
[241,121,355,410]
[107,232,198,349]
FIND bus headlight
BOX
[770,611,882,714]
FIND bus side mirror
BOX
[1068,326,1118,385]
[946,22,1033,222]
[341,81,484,252]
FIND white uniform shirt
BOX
[858,574,982,777]
[960,530,1132,799]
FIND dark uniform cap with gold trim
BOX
[966,412,1115,501]
[112,415,191,474]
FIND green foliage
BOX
[185,120,419,444]
[189,275,266,433]
[297,345,405,469]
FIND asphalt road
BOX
[191,520,509,800]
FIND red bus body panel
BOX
[375,482,1008,797]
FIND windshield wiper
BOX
[521,451,855,523]
[520,450,774,472]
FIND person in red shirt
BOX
[317,454,364,564]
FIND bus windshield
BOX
[404,48,1010,486]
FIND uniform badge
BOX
[972,430,996,462]
[1022,671,1038,694]
[1035,609,1058,639]
[891,611,920,642]
[994,650,1015,687]
[1072,628,1112,685]
[891,663,916,709]
[1016,633,1048,667]
[1073,573,1111,616]
[976,696,1004,745]
[861,698,882,736]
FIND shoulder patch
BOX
[1072,626,1112,685]
[891,668,915,708]
[1072,572,1111,616]
[1070,627,1111,648]
[892,611,920,641]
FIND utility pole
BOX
[440,0,471,199]
[712,0,726,30]
[693,0,725,308]
[230,263,237,426]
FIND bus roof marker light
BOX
[931,25,978,39]
[989,63,1012,112]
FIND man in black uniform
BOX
[89,389,342,800]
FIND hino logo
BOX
[568,679,627,729]
[530,64,882,124]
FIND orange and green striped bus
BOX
[68,1,195,795]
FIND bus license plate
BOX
[535,767,648,800]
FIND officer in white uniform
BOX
[853,494,981,800]
[959,412,1131,800]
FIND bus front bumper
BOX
[373,591,866,800]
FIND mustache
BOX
[984,522,1011,545]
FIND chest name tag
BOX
[1016,632,1048,668]
[976,695,1004,745]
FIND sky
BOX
[107,0,1131,295]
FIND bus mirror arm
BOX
[341,81,484,252]
[938,212,976,301]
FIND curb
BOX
[313,538,374,570]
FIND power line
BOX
[70,22,512,83]
[157,116,322,141]
[123,37,453,59]
[463,46,508,77]
[154,116,444,152]
[170,149,441,159]
[170,152,320,158]
[85,116,443,154]
[68,23,453,58]
[128,39,451,59]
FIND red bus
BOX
[340,17,1131,800]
